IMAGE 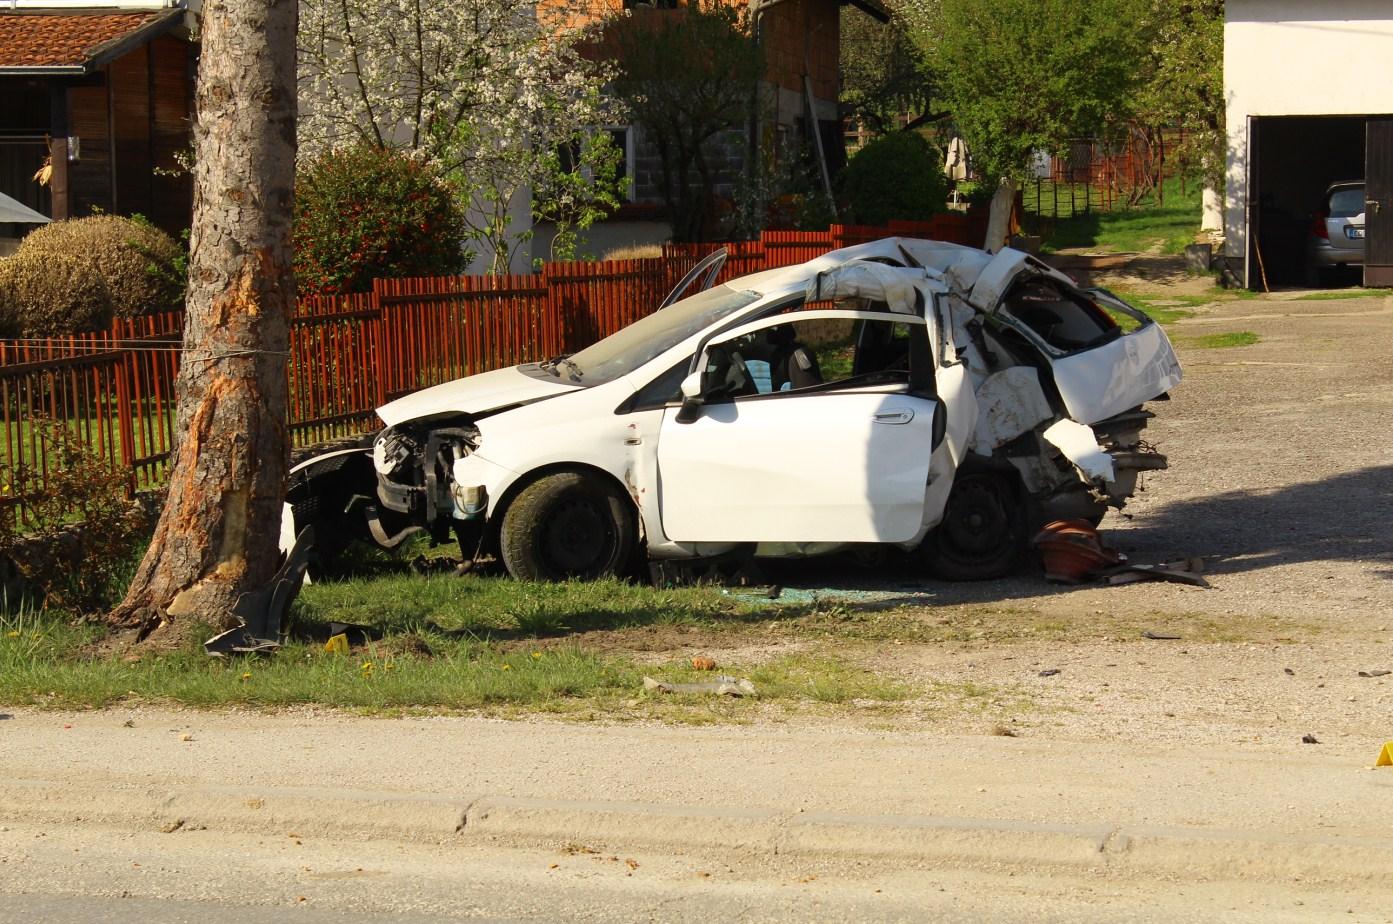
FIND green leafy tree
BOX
[840,2,944,136]
[916,0,1149,248]
[839,131,947,225]
[1135,0,1225,192]
[603,1,763,242]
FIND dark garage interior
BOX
[1250,115,1367,287]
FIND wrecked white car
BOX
[283,238,1181,582]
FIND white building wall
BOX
[1224,0,1393,259]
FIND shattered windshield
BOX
[560,285,761,386]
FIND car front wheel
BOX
[922,469,1028,581]
[499,471,636,582]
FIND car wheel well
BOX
[920,455,1033,582]
[486,463,641,556]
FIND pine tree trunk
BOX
[108,0,297,643]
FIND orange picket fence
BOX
[0,215,986,507]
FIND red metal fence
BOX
[0,216,986,507]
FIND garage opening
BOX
[1247,116,1367,287]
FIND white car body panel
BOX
[1048,321,1182,425]
[656,391,937,543]
[377,365,576,426]
[1043,418,1116,482]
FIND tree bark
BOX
[984,175,1018,253]
[108,0,297,643]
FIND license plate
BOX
[1347,226,1365,240]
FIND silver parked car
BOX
[1307,181,1365,284]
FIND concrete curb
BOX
[4,778,1391,884]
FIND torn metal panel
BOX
[1043,419,1116,482]
[965,248,1030,309]
[805,261,923,315]
[1048,321,1183,425]
[971,367,1053,453]
[205,526,315,656]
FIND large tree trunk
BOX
[984,175,1018,253]
[108,0,297,644]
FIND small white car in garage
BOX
[284,238,1181,581]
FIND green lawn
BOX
[1032,178,1204,256]
[0,574,911,717]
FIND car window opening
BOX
[999,276,1121,351]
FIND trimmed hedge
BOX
[0,249,113,336]
[17,215,184,319]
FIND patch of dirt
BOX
[1048,252,1221,296]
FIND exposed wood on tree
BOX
[108,0,297,645]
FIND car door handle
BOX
[872,409,914,424]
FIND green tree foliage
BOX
[921,0,1150,180]
[840,2,943,136]
[293,146,469,296]
[839,131,947,225]
[604,1,763,242]
[1135,0,1225,189]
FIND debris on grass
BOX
[643,675,756,697]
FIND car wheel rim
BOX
[942,477,1012,560]
[540,498,614,576]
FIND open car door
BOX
[656,309,940,544]
[659,249,728,309]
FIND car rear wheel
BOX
[499,471,635,582]
[922,469,1028,581]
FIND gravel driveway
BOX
[879,284,1393,748]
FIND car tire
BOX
[499,471,635,582]
[922,469,1028,581]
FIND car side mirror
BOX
[675,370,704,424]
[679,370,702,399]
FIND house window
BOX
[606,126,634,201]
[623,0,678,9]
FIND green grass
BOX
[294,573,748,637]
[1034,178,1203,256]
[1183,331,1259,349]
[1292,288,1385,301]
[0,579,911,715]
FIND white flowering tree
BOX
[298,0,624,272]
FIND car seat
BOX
[766,325,823,391]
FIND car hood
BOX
[377,365,577,426]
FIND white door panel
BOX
[657,392,936,543]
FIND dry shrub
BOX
[0,417,152,612]
[0,258,20,338]
[17,215,184,318]
[599,243,664,261]
[0,249,113,335]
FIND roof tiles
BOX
[0,11,165,69]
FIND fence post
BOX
[113,336,138,496]
[370,283,388,410]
